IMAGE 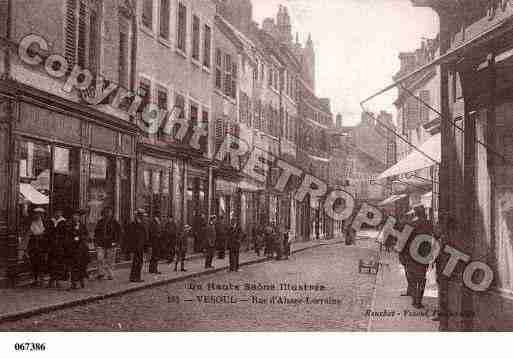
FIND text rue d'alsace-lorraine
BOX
[0,0,509,358]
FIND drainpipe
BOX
[128,0,137,92]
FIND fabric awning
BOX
[378,133,440,180]
[378,194,407,207]
[20,183,49,205]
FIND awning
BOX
[378,194,407,206]
[361,16,513,105]
[20,183,49,205]
[378,194,407,207]
[378,133,440,180]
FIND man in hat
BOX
[401,205,433,309]
[48,209,67,288]
[94,206,121,280]
[127,209,148,283]
[175,224,191,271]
[64,209,90,289]
[148,213,163,274]
[215,215,228,259]
[228,219,242,272]
[204,215,216,269]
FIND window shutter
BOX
[77,0,87,68]
[405,97,420,130]
[65,0,77,65]
[160,0,170,38]
[88,6,99,75]
[419,90,430,123]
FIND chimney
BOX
[336,113,343,127]
[398,52,416,73]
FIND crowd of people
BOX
[22,206,292,289]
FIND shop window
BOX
[87,153,116,237]
[18,140,52,254]
[120,158,132,229]
[52,146,79,217]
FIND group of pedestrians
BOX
[25,205,292,289]
[126,209,191,283]
[201,215,243,272]
[26,207,91,290]
[252,222,291,261]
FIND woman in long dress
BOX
[26,208,50,286]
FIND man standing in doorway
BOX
[216,215,228,259]
[204,216,216,269]
[127,209,148,283]
[94,207,121,280]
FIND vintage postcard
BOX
[0,0,510,344]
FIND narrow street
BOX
[0,242,378,331]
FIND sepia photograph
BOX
[0,0,512,348]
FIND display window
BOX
[87,153,116,237]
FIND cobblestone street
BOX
[0,242,378,331]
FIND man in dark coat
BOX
[127,209,148,282]
[48,209,67,288]
[401,205,434,309]
[148,215,163,274]
[192,213,206,253]
[94,207,121,280]
[163,215,177,263]
[204,216,216,268]
[175,225,191,271]
[64,210,90,290]
[215,215,228,259]
[228,220,242,272]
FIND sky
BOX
[251,0,439,126]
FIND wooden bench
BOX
[358,259,380,274]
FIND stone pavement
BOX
[367,249,439,331]
[0,236,343,324]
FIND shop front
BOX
[0,83,138,285]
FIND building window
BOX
[159,0,170,38]
[224,54,232,97]
[142,0,153,30]
[419,90,430,123]
[65,0,101,73]
[215,49,222,89]
[268,68,273,87]
[203,24,211,68]
[192,15,200,61]
[177,2,187,52]
[118,28,129,89]
[138,78,151,122]
[201,110,209,153]
[157,88,168,110]
[231,63,237,99]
